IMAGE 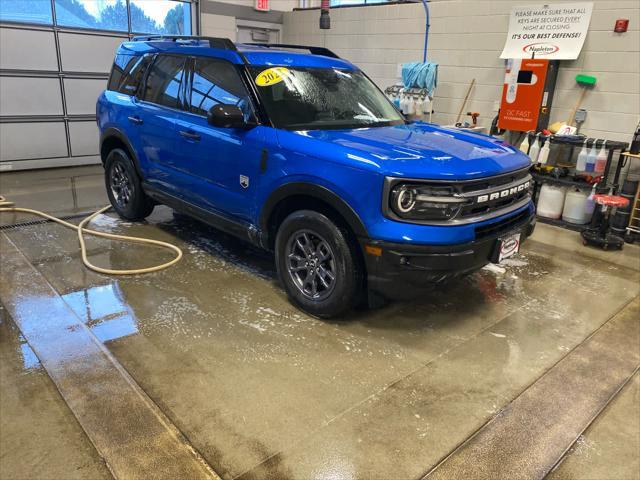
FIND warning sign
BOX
[500,3,593,60]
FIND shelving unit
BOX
[530,172,592,189]
[529,135,629,231]
[535,216,586,232]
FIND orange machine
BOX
[498,59,559,132]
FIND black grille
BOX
[474,208,531,240]
[457,168,530,193]
[458,190,530,218]
[455,168,531,219]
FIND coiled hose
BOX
[0,196,182,275]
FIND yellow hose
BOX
[0,196,182,275]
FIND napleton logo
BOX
[522,43,560,55]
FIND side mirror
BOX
[207,104,254,129]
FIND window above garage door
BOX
[0,0,192,35]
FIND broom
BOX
[567,74,597,126]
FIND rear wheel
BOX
[104,148,154,220]
[275,210,363,319]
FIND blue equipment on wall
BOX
[420,0,430,62]
[401,62,438,97]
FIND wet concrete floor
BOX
[1,166,639,479]
[548,372,640,480]
[0,306,112,480]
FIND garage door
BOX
[0,0,196,172]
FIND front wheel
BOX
[104,148,154,220]
[275,210,363,319]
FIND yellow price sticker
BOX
[255,67,289,87]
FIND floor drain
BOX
[0,212,92,231]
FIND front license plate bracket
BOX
[491,232,521,263]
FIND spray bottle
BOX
[519,133,530,155]
[585,140,598,173]
[528,134,541,163]
[594,140,607,174]
[576,139,589,171]
[402,95,410,115]
[407,96,416,116]
[415,97,424,117]
[537,138,550,165]
[585,183,597,220]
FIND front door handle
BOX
[127,116,143,125]
[179,130,201,141]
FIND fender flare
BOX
[259,182,369,244]
[99,127,143,177]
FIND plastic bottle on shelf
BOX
[585,184,597,220]
[415,97,424,117]
[423,97,432,119]
[519,133,530,155]
[538,138,550,165]
[402,95,410,115]
[528,134,541,163]
[585,140,598,172]
[594,140,607,174]
[576,139,589,171]
[407,96,416,115]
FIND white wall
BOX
[283,0,640,143]
[200,0,294,40]
[201,13,238,40]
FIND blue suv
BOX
[97,36,535,318]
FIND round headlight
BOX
[395,186,416,213]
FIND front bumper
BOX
[361,209,536,300]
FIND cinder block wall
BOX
[283,0,639,143]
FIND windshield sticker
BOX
[255,67,289,87]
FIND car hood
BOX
[289,123,530,180]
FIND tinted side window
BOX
[142,55,186,109]
[108,54,152,95]
[190,58,252,117]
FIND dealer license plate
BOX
[496,232,521,263]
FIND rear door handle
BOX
[127,116,143,125]
[179,130,201,141]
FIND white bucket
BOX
[537,184,567,219]
[562,187,592,224]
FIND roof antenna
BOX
[320,0,330,29]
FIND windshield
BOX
[248,66,405,131]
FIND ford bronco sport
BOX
[97,36,535,318]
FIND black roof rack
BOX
[132,35,237,51]
[246,43,340,59]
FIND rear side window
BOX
[107,54,152,96]
[142,55,186,109]
[189,57,252,117]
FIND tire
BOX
[104,148,154,220]
[275,210,363,319]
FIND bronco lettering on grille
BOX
[475,181,530,204]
